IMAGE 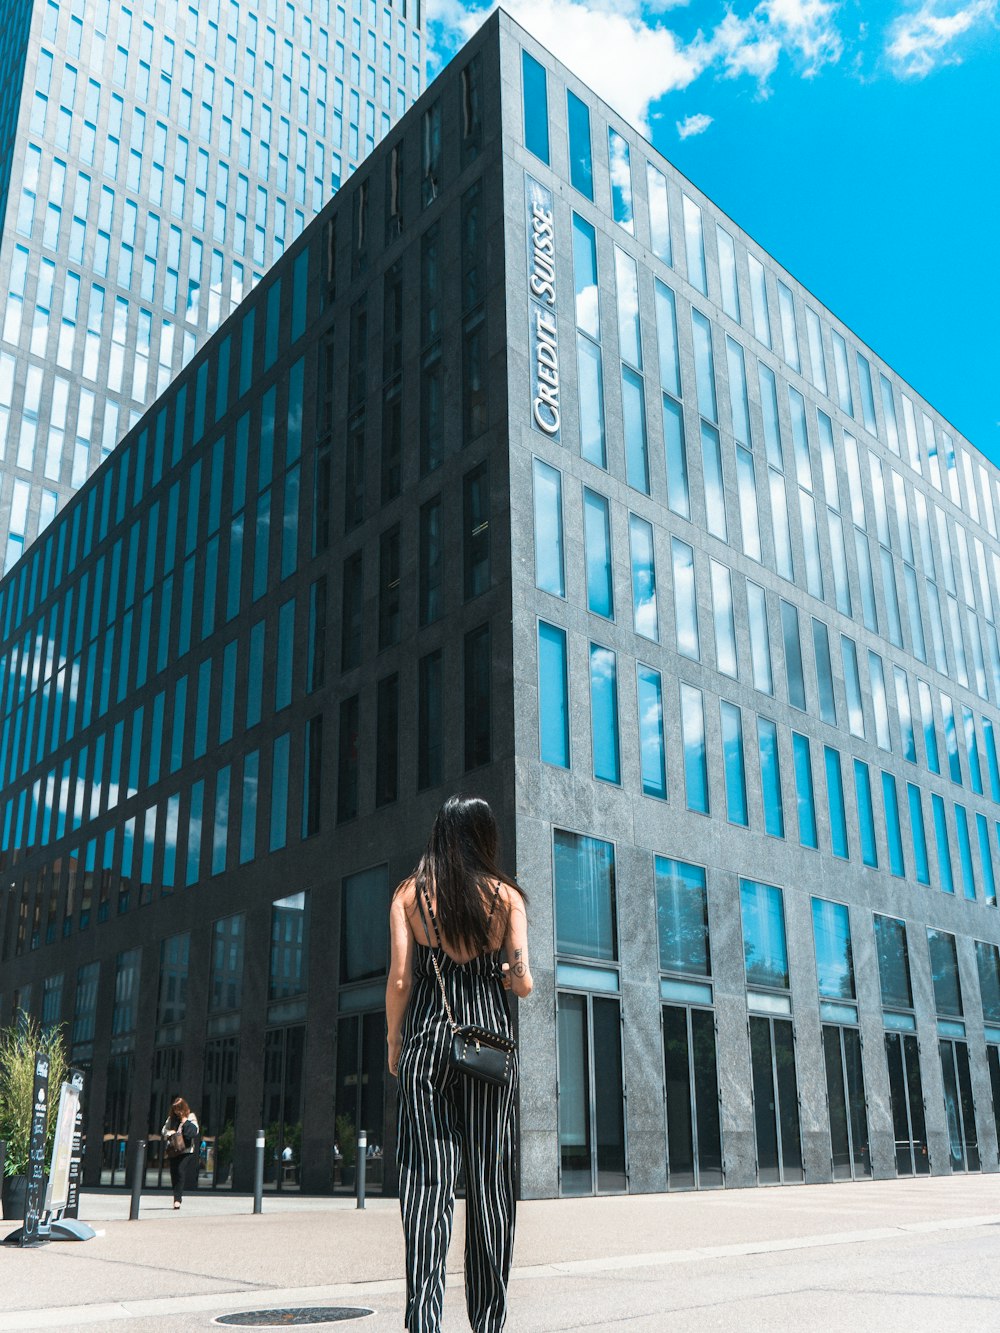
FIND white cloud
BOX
[886,0,997,77]
[677,112,714,138]
[433,1,847,132]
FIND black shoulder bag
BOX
[418,883,516,1089]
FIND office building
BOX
[0,0,425,565]
[2,10,1000,1198]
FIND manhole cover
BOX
[215,1311,374,1327]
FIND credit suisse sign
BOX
[525,174,560,440]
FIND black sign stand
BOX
[4,1052,49,1247]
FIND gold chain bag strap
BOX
[418,883,516,1088]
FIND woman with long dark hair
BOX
[387,795,532,1333]
[161,1095,199,1209]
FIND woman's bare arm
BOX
[503,887,532,998]
[385,884,415,1074]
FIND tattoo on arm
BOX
[512,949,526,978]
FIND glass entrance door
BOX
[884,1030,929,1175]
[662,1004,723,1189]
[749,1015,802,1184]
[147,1045,184,1187]
[202,1035,240,1188]
[262,1024,305,1190]
[557,992,626,1195]
[939,1038,980,1172]
[334,1011,386,1194]
[101,1050,135,1185]
[821,1025,871,1180]
[986,1045,1000,1164]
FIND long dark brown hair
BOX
[405,796,523,954]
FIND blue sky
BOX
[429,1,1000,465]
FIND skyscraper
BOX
[0,0,425,568]
[2,10,999,1200]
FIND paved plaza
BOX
[1,1176,999,1331]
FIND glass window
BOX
[721,700,748,826]
[654,279,680,397]
[239,750,258,864]
[628,514,658,640]
[521,51,549,163]
[941,692,963,784]
[378,525,401,647]
[712,561,737,679]
[577,334,606,468]
[780,600,805,710]
[908,783,931,885]
[868,651,892,751]
[854,759,877,868]
[646,162,671,265]
[672,537,700,660]
[769,469,794,580]
[538,622,570,768]
[572,214,599,340]
[748,254,771,347]
[416,650,443,793]
[655,858,708,976]
[812,898,854,999]
[856,352,877,436]
[927,929,962,1016]
[918,679,940,773]
[269,891,310,1002]
[566,90,593,199]
[682,194,706,294]
[933,794,954,890]
[882,771,906,877]
[806,307,828,394]
[825,746,848,859]
[583,488,614,618]
[975,941,1000,1023]
[955,804,977,901]
[874,915,913,1010]
[747,580,773,694]
[717,226,740,321]
[841,636,865,739]
[777,281,799,372]
[662,395,688,519]
[463,463,490,600]
[793,732,817,849]
[621,366,649,494]
[341,866,389,983]
[758,717,784,838]
[977,813,998,906]
[590,643,620,784]
[740,879,788,989]
[895,667,916,762]
[691,309,717,422]
[533,459,565,597]
[680,682,708,814]
[608,128,633,233]
[701,423,727,542]
[554,829,616,961]
[812,619,836,725]
[737,446,762,562]
[727,336,750,447]
[464,623,491,769]
[212,764,230,874]
[832,330,854,416]
[614,247,641,369]
[637,665,666,799]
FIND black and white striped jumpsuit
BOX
[396,893,518,1333]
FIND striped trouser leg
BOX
[461,1067,517,1333]
[398,1045,462,1333]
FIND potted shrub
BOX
[0,1017,68,1220]
[214,1121,235,1186]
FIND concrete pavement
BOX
[1,1176,999,1330]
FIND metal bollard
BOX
[356,1130,366,1210]
[129,1139,146,1220]
[253,1130,265,1214]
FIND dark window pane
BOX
[593,996,627,1192]
[375,674,399,807]
[874,913,913,1009]
[663,1005,694,1189]
[522,50,549,164]
[337,695,359,822]
[823,1025,851,1179]
[463,462,490,599]
[557,993,591,1194]
[463,623,490,769]
[691,1008,723,1187]
[378,526,401,649]
[750,1016,779,1184]
[418,497,442,626]
[774,1018,803,1180]
[340,865,389,983]
[553,829,616,961]
[927,928,962,1015]
[417,650,443,790]
[345,411,365,529]
[268,891,309,1001]
[340,552,363,670]
[655,857,709,976]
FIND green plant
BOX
[0,1018,68,1178]
[335,1114,357,1167]
[216,1121,235,1167]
